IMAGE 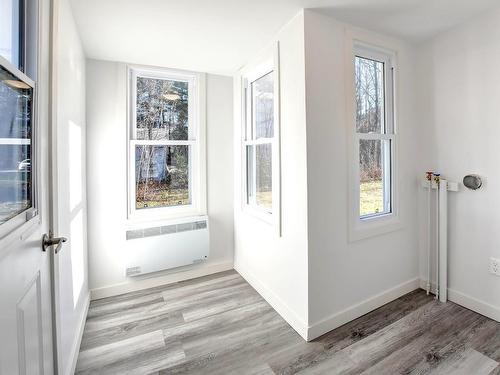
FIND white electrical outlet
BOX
[490,257,500,276]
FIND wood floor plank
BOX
[473,320,500,362]
[84,300,174,333]
[76,330,185,374]
[357,304,484,375]
[81,311,184,351]
[163,300,272,344]
[90,270,238,310]
[400,311,496,374]
[77,272,500,375]
[268,289,433,375]
[163,318,296,374]
[88,292,166,319]
[182,290,263,322]
[181,304,288,358]
[161,272,242,301]
[345,300,458,367]
[429,348,498,375]
[163,281,253,313]
[295,350,356,375]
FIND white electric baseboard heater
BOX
[124,216,209,277]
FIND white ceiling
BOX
[70,0,499,75]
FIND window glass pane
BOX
[246,143,273,211]
[135,145,190,209]
[359,139,390,217]
[0,65,33,224]
[355,56,385,134]
[136,77,189,141]
[252,72,274,139]
[256,143,272,210]
[0,0,20,68]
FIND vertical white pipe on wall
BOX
[439,179,448,302]
[434,174,440,300]
[426,172,432,295]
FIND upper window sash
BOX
[243,66,275,139]
[354,44,395,137]
[129,68,198,142]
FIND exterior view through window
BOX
[0,64,33,225]
[355,48,394,218]
[132,72,192,211]
[245,71,274,213]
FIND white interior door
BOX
[50,0,89,374]
[0,0,54,373]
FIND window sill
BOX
[128,202,205,220]
[349,213,403,242]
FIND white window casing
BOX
[127,66,207,222]
[240,43,281,235]
[348,40,401,241]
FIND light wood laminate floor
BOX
[76,270,500,374]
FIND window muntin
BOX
[354,50,394,219]
[129,68,203,219]
[0,64,33,225]
[244,70,275,213]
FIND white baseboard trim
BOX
[307,278,420,341]
[234,263,309,340]
[68,291,90,375]
[90,261,234,300]
[419,278,500,323]
[448,288,500,322]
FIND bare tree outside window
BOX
[134,76,190,210]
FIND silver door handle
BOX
[42,232,67,253]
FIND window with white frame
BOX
[0,0,39,238]
[128,67,205,220]
[243,64,276,216]
[354,45,395,219]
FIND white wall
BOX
[233,11,310,339]
[86,59,234,297]
[54,0,89,373]
[303,10,420,338]
[417,8,500,319]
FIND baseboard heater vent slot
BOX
[126,220,207,240]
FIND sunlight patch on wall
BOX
[70,209,84,308]
[69,120,82,211]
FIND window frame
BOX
[0,0,40,243]
[240,46,281,233]
[348,41,400,241]
[0,56,39,240]
[127,65,207,222]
